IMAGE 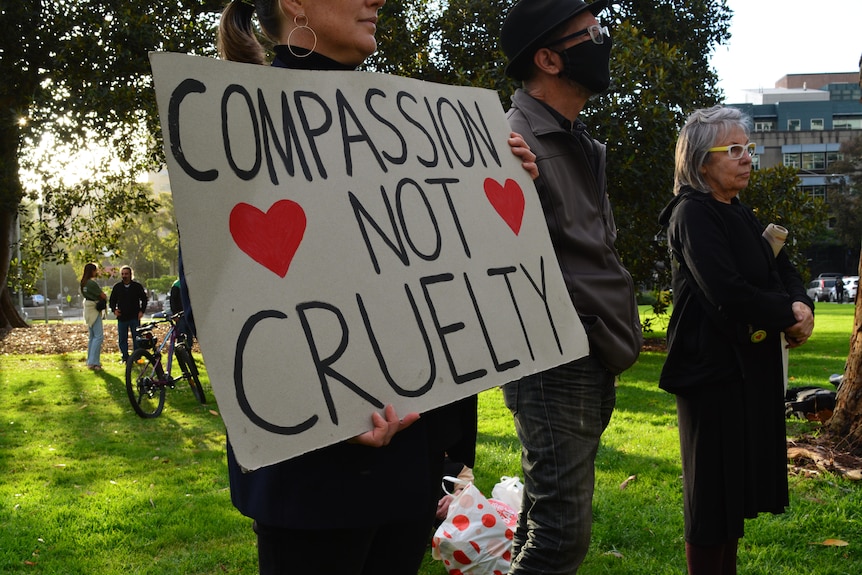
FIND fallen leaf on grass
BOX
[604,550,624,558]
[209,409,219,416]
[619,475,637,490]
[810,539,849,547]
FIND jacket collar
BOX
[511,89,587,137]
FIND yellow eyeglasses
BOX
[708,142,757,159]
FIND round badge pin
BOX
[750,330,767,343]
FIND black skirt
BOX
[675,338,789,544]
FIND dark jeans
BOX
[503,355,616,575]
[253,518,430,575]
[117,317,141,361]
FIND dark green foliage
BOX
[1,1,223,328]
[742,165,829,277]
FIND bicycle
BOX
[125,311,206,418]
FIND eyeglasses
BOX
[546,23,610,47]
[708,142,757,160]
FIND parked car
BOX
[145,298,163,314]
[31,294,46,306]
[843,276,858,302]
[806,278,837,302]
[152,299,173,319]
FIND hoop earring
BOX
[287,14,317,58]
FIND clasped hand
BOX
[784,301,814,348]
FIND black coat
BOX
[108,280,148,321]
[657,187,813,543]
[658,188,810,393]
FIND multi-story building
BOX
[729,73,862,275]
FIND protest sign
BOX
[149,52,588,470]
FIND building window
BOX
[827,152,844,167]
[802,152,826,171]
[754,121,774,132]
[802,185,826,200]
[834,117,862,130]
[811,118,824,130]
[783,153,800,168]
[788,119,801,131]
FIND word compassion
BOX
[167,78,503,184]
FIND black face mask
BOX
[555,35,613,94]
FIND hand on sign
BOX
[349,404,420,448]
[508,132,538,180]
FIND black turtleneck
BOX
[271,45,356,71]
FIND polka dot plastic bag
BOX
[431,480,517,575]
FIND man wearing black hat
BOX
[499,1,642,572]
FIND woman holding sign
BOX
[218,1,536,573]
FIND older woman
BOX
[658,105,814,575]
[80,263,107,370]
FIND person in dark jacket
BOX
[216,1,536,573]
[108,265,148,363]
[498,1,643,572]
[657,105,814,575]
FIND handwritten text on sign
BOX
[150,53,587,470]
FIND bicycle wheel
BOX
[175,344,206,404]
[125,348,166,418]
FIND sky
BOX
[709,0,862,103]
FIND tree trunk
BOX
[825,250,862,454]
[1,99,28,333]
[0,209,29,332]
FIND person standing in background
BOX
[108,265,148,363]
[498,0,643,572]
[658,105,814,574]
[80,263,107,370]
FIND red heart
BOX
[229,200,307,277]
[484,178,525,235]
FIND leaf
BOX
[209,410,220,416]
[810,539,849,547]
[604,550,624,558]
[619,474,637,490]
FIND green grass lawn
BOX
[2,304,860,574]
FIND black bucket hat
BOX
[501,0,609,80]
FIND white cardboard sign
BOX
[149,53,588,470]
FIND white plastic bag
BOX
[491,476,523,513]
[432,481,516,575]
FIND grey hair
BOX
[673,105,751,195]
